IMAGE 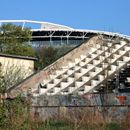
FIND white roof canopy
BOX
[0,20,129,40]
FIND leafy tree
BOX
[35,46,58,69]
[4,44,35,57]
[35,45,74,69]
[0,23,35,57]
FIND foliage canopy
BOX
[0,23,35,57]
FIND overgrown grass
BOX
[1,102,130,130]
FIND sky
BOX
[0,0,130,35]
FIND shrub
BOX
[105,123,121,130]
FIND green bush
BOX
[105,123,121,130]
[35,45,74,70]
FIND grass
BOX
[1,106,130,130]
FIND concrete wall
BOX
[30,93,130,121]
[0,56,34,77]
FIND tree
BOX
[4,44,35,57]
[35,46,58,69]
[35,45,74,69]
[0,23,35,57]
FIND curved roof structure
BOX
[0,20,73,30]
[0,20,130,42]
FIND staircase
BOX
[33,37,130,96]
[7,35,130,98]
[104,64,130,93]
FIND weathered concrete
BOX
[7,35,103,98]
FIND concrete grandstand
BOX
[1,20,130,101]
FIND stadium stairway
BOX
[103,64,130,93]
[33,36,130,96]
[7,35,130,98]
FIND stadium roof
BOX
[0,20,130,41]
[0,20,73,30]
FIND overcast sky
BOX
[0,0,130,35]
